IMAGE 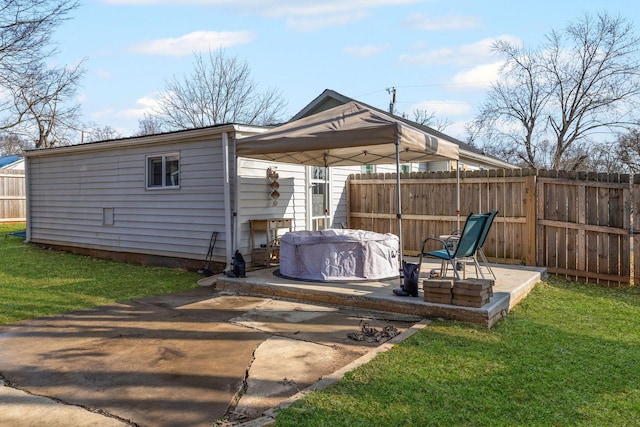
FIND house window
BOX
[361,164,375,174]
[401,164,410,173]
[147,153,180,189]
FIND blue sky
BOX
[53,0,640,139]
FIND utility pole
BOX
[386,87,396,115]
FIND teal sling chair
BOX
[418,212,491,280]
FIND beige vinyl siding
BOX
[235,161,357,263]
[235,157,307,263]
[27,136,231,262]
[329,165,359,228]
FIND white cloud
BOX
[96,69,112,79]
[119,95,160,119]
[103,0,420,31]
[399,35,521,66]
[92,95,159,124]
[449,61,504,90]
[444,120,470,140]
[343,43,390,58]
[410,100,473,118]
[129,30,254,56]
[287,11,366,32]
[261,0,418,18]
[404,13,482,31]
[102,0,419,16]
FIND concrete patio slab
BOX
[204,258,547,328]
[0,380,125,427]
[0,288,419,426]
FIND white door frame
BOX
[306,166,331,230]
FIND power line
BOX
[392,81,492,89]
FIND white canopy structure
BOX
[236,101,460,273]
[236,101,459,167]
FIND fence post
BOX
[524,172,537,266]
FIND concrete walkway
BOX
[0,288,422,427]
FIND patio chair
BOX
[418,212,491,280]
[476,210,499,280]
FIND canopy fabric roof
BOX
[236,101,459,166]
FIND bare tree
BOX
[135,113,166,136]
[0,1,78,73]
[150,49,287,130]
[412,109,452,132]
[85,124,123,143]
[473,42,552,168]
[583,141,627,173]
[0,0,82,147]
[614,129,640,173]
[10,60,84,148]
[0,133,29,155]
[472,13,640,170]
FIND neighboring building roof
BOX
[0,155,20,168]
[292,89,516,170]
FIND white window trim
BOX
[145,152,180,190]
[307,166,331,230]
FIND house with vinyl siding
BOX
[23,90,515,272]
[24,124,361,271]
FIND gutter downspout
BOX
[234,146,240,259]
[456,160,461,231]
[222,132,233,272]
[24,158,31,242]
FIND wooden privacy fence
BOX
[537,170,630,287]
[348,168,633,286]
[0,169,26,222]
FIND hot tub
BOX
[279,229,399,281]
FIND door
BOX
[308,166,330,230]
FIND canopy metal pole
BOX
[325,165,329,228]
[323,155,330,229]
[456,160,461,231]
[395,138,403,281]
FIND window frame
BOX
[145,152,180,190]
[361,164,375,174]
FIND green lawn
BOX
[0,223,200,324]
[275,278,640,426]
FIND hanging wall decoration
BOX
[267,167,279,205]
